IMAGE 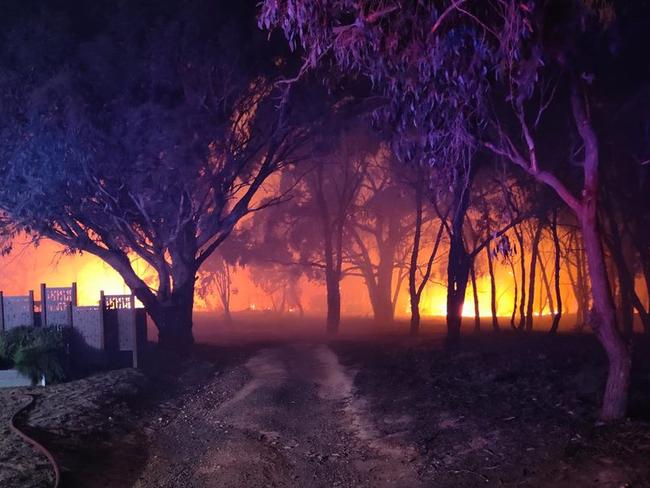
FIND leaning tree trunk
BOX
[580,211,631,420]
[539,257,555,316]
[571,87,630,421]
[409,185,424,335]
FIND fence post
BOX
[99,291,106,351]
[71,282,78,307]
[0,291,4,332]
[129,294,138,368]
[28,290,35,327]
[40,283,47,327]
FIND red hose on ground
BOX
[9,394,61,488]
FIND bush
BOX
[0,326,68,384]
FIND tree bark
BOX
[508,257,518,330]
[151,278,196,354]
[486,240,500,331]
[445,175,472,348]
[549,209,563,334]
[98,247,196,356]
[604,202,650,335]
[539,256,555,316]
[515,226,527,330]
[375,217,400,324]
[486,81,632,419]
[470,263,480,333]
[409,185,424,335]
[571,88,630,420]
[325,268,341,333]
[447,254,470,348]
[525,221,543,332]
[446,239,471,346]
[580,210,631,420]
[222,304,232,324]
[315,164,343,334]
[574,236,588,330]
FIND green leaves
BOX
[0,326,68,385]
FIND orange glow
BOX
[0,231,587,321]
[0,237,152,305]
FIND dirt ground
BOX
[1,318,650,487]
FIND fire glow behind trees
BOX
[0,0,647,426]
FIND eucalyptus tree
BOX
[258,0,646,419]
[197,251,235,323]
[236,109,375,333]
[0,1,308,351]
[346,153,414,324]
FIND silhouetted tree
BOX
[0,1,307,352]
[198,252,234,323]
[259,0,646,419]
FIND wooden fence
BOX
[0,283,146,368]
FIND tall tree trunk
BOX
[549,209,563,334]
[315,166,343,334]
[525,221,543,332]
[471,263,480,333]
[605,203,650,335]
[607,231,634,337]
[539,257,555,315]
[445,176,472,348]
[636,243,650,314]
[565,252,579,323]
[447,252,471,348]
[222,303,232,324]
[573,87,630,421]
[152,278,196,354]
[375,217,400,324]
[575,238,588,330]
[580,211,631,420]
[296,295,305,318]
[509,258,518,330]
[409,185,424,335]
[486,241,500,331]
[486,84,632,419]
[365,273,395,324]
[325,267,341,333]
[515,227,527,330]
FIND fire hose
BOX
[9,394,61,488]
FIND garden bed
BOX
[0,369,37,388]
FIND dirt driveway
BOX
[133,343,422,488]
[4,331,649,487]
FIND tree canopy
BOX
[0,0,309,348]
